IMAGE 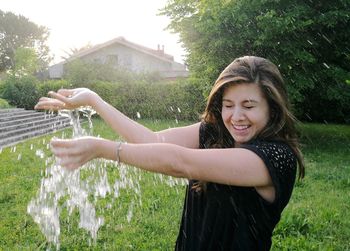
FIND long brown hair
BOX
[194,56,304,191]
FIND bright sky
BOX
[1,0,186,65]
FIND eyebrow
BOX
[222,99,259,103]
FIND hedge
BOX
[0,76,205,121]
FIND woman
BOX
[35,56,304,250]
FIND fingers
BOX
[48,91,71,104]
[57,89,75,97]
[34,97,66,110]
[50,138,91,170]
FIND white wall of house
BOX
[49,41,188,79]
[82,43,174,73]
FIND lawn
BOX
[0,118,349,250]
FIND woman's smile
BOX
[221,83,270,144]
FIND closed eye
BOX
[244,106,255,109]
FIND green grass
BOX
[272,123,350,251]
[0,119,349,250]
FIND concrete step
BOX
[0,113,57,128]
[0,109,37,117]
[0,123,71,148]
[0,117,71,138]
[0,108,74,148]
[0,108,25,114]
[0,111,47,122]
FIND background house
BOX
[49,37,188,79]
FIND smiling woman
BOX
[221,83,270,145]
[34,56,305,250]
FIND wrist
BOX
[94,138,119,161]
[90,94,105,113]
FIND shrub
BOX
[71,79,205,121]
[37,79,71,98]
[0,98,11,108]
[1,74,204,120]
[2,75,40,109]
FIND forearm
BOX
[91,96,157,143]
[96,139,187,178]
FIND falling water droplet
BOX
[35,149,45,159]
[127,201,134,223]
[323,62,330,69]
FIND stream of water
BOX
[26,108,186,250]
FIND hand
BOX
[34,88,99,111]
[50,136,101,169]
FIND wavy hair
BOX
[194,56,304,191]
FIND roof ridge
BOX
[64,36,175,63]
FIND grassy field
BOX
[0,118,349,250]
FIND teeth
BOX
[233,125,249,130]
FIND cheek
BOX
[221,108,231,122]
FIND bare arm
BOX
[35,88,200,148]
[91,96,200,148]
[116,142,272,187]
[52,138,272,188]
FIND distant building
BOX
[49,37,188,79]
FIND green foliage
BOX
[2,75,40,109]
[10,47,40,77]
[37,79,71,98]
[161,0,350,123]
[0,70,204,119]
[60,60,204,120]
[63,59,162,85]
[0,97,11,108]
[79,79,204,121]
[0,10,51,73]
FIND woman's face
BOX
[221,83,270,145]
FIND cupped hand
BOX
[34,88,98,111]
[50,136,100,170]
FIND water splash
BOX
[27,107,105,249]
[27,106,186,249]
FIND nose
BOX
[231,107,244,122]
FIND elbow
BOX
[168,147,192,179]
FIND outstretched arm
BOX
[51,137,272,188]
[90,94,200,148]
[35,88,200,148]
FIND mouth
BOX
[232,124,250,131]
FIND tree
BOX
[0,10,51,73]
[11,47,39,77]
[161,0,350,123]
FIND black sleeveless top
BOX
[175,122,297,251]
